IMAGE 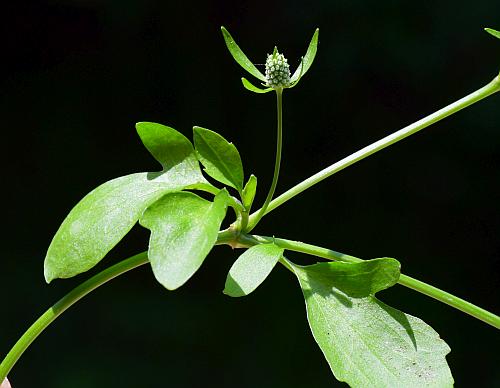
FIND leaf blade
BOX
[288,258,453,387]
[221,26,266,82]
[140,190,229,290]
[485,27,500,40]
[241,174,257,211]
[291,28,319,83]
[44,173,190,282]
[193,126,244,192]
[241,77,273,93]
[224,243,283,297]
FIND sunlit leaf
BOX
[485,28,500,40]
[193,126,244,192]
[241,174,257,211]
[140,190,229,290]
[291,28,319,83]
[224,243,283,297]
[221,26,266,82]
[288,257,453,387]
[241,77,273,93]
[44,123,207,282]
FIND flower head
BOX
[265,48,291,88]
[221,27,319,93]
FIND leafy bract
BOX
[221,26,266,82]
[288,258,453,387]
[241,77,273,94]
[193,126,244,192]
[290,28,319,83]
[224,243,283,297]
[485,28,500,40]
[140,190,229,290]
[44,123,208,282]
[241,174,257,211]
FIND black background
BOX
[2,1,499,387]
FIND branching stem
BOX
[248,75,500,222]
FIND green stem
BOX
[0,252,149,382]
[248,75,500,222]
[245,88,283,232]
[237,233,500,329]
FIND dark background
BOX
[2,1,499,387]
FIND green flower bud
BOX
[265,48,291,88]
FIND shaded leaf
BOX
[193,126,244,192]
[485,28,500,40]
[224,243,283,297]
[140,190,229,290]
[241,174,257,211]
[45,123,208,282]
[291,28,319,83]
[241,77,273,93]
[288,258,453,387]
[221,26,266,82]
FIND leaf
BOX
[291,28,319,83]
[485,28,500,40]
[221,26,266,82]
[140,190,229,290]
[288,258,453,387]
[224,243,283,297]
[241,77,273,93]
[289,57,304,89]
[193,126,244,192]
[45,123,208,282]
[241,174,257,211]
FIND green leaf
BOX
[241,174,257,211]
[291,28,319,83]
[288,258,453,387]
[224,243,283,297]
[193,126,244,192]
[221,26,266,82]
[241,77,273,93]
[485,28,500,40]
[140,190,229,290]
[45,123,208,282]
[136,122,204,178]
[289,57,304,89]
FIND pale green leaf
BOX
[291,28,319,83]
[241,77,273,93]
[140,190,229,290]
[45,123,208,282]
[221,26,266,82]
[193,126,244,192]
[485,28,500,40]
[224,243,283,297]
[288,258,453,387]
[44,173,195,282]
[241,174,257,211]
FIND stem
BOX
[245,88,283,231]
[248,75,500,222]
[237,233,500,330]
[0,252,149,382]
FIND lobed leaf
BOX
[140,190,229,290]
[224,243,283,297]
[241,77,273,94]
[241,174,257,211]
[291,28,319,83]
[193,126,244,192]
[221,26,266,82]
[44,123,208,282]
[288,258,453,387]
